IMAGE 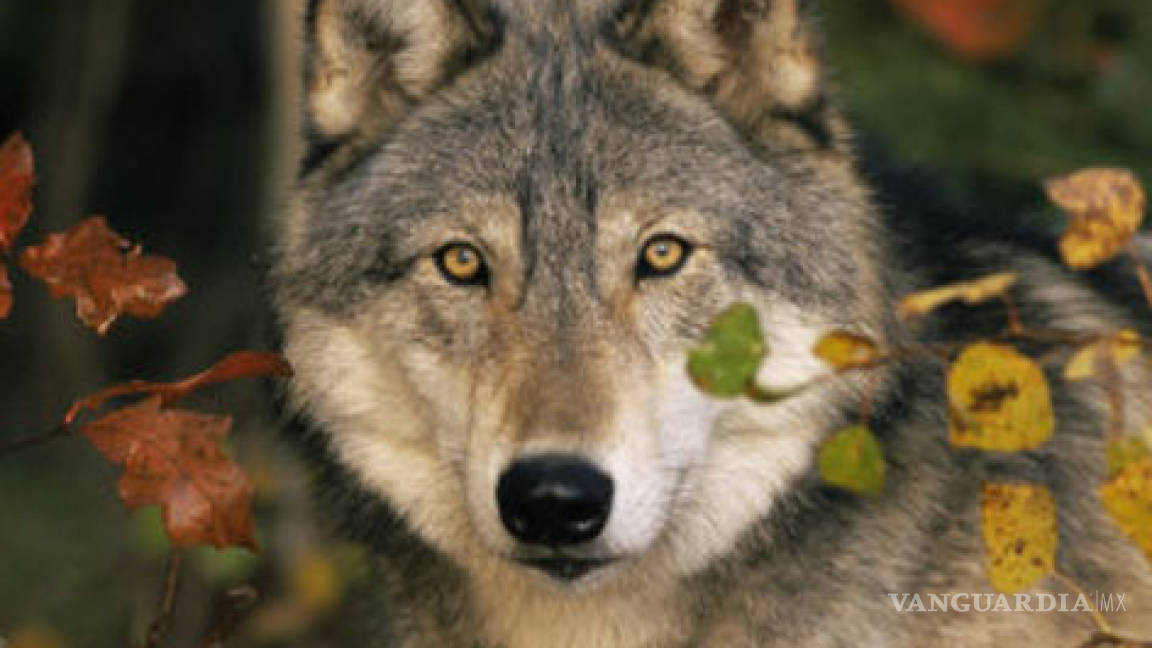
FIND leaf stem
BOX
[744,381,811,403]
[1053,571,1113,635]
[1079,632,1152,648]
[859,371,878,424]
[1101,357,1126,442]
[1000,293,1025,334]
[146,550,186,648]
[1127,245,1152,314]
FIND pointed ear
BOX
[610,0,846,152]
[304,0,500,156]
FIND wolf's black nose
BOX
[497,455,613,546]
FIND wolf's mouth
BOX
[518,557,613,581]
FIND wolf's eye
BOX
[637,235,691,279]
[435,243,488,286]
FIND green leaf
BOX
[687,303,766,398]
[818,425,886,495]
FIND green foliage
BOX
[687,304,766,398]
[821,2,1152,207]
[817,425,886,496]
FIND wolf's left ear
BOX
[303,0,499,160]
[610,0,845,152]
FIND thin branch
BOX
[1100,353,1126,442]
[1053,571,1113,635]
[0,423,72,457]
[1000,293,1025,334]
[146,550,186,648]
[1079,631,1152,647]
[1127,245,1152,314]
[859,370,878,424]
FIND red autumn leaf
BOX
[0,264,12,319]
[19,216,187,334]
[80,396,256,549]
[0,131,34,319]
[890,0,1038,61]
[65,351,294,425]
[0,131,34,253]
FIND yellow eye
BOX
[638,235,691,278]
[436,243,488,285]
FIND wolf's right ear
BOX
[303,0,499,155]
[608,0,846,152]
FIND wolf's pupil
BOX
[436,243,486,285]
[639,236,690,279]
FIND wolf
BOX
[270,0,1152,645]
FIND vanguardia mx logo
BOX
[887,592,1128,613]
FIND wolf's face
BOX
[276,0,884,588]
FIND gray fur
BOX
[272,1,1152,645]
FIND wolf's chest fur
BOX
[273,0,1152,645]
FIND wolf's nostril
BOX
[496,454,613,546]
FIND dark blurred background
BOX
[0,1,1149,646]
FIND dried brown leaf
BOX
[80,396,256,549]
[19,216,186,333]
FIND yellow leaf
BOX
[1045,168,1146,270]
[1107,437,1152,479]
[8,625,66,648]
[1064,330,1143,381]
[898,272,1019,318]
[813,331,880,369]
[1100,456,1152,563]
[981,483,1056,594]
[948,343,1054,451]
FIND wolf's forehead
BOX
[367,59,759,223]
[487,0,625,39]
[325,58,783,294]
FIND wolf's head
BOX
[274,0,885,588]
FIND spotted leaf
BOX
[1100,457,1152,563]
[981,482,1056,594]
[948,342,1054,451]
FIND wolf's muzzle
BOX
[497,454,613,546]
